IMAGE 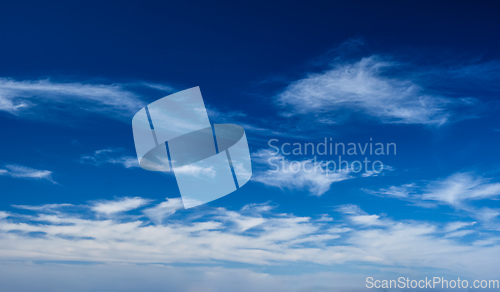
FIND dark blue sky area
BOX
[1,1,499,82]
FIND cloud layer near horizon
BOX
[1,196,500,278]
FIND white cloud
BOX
[317,214,334,222]
[364,183,416,198]
[91,197,151,216]
[174,164,216,179]
[366,172,500,225]
[367,173,500,207]
[216,209,266,232]
[143,198,184,224]
[472,207,500,224]
[79,148,139,168]
[444,221,476,233]
[337,205,390,227]
[422,172,500,207]
[0,165,57,183]
[206,106,247,123]
[251,149,352,196]
[361,165,395,178]
[444,230,475,238]
[442,222,476,238]
[1,199,500,278]
[0,78,173,120]
[13,203,73,212]
[277,56,474,126]
[251,149,393,196]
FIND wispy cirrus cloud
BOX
[277,56,476,126]
[79,148,139,168]
[0,164,57,184]
[363,183,417,199]
[368,172,500,208]
[0,78,173,120]
[421,172,500,207]
[365,172,500,226]
[12,203,73,212]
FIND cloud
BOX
[365,172,500,225]
[422,172,500,207]
[143,198,184,224]
[426,59,500,94]
[361,165,395,178]
[251,149,393,196]
[174,164,216,179]
[1,198,500,278]
[251,149,352,196]
[91,197,151,216]
[472,207,500,224]
[0,78,291,142]
[0,78,173,120]
[277,56,475,126]
[337,204,390,227]
[79,148,139,168]
[12,203,73,212]
[363,183,416,198]
[444,221,476,233]
[444,230,475,238]
[0,199,354,266]
[206,106,247,123]
[0,165,57,183]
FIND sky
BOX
[1,1,500,291]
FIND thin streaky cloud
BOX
[12,203,73,212]
[421,172,500,207]
[79,148,139,168]
[366,172,500,226]
[277,56,476,126]
[0,164,57,184]
[0,78,174,121]
[443,221,476,233]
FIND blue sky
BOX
[1,1,500,291]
